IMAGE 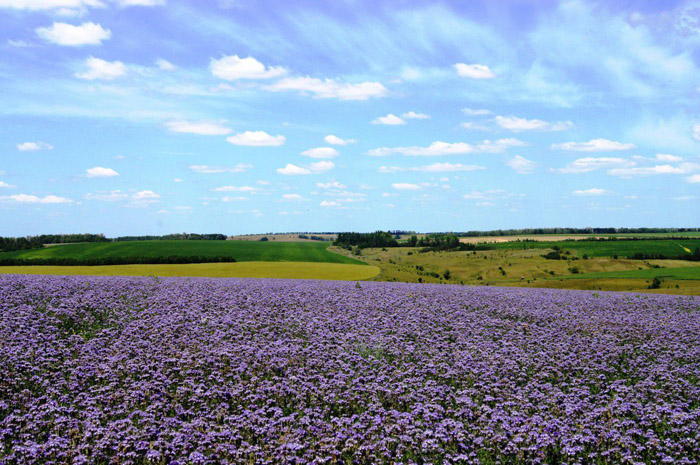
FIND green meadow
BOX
[0,240,365,265]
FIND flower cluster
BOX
[1,275,699,464]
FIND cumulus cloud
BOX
[155,58,176,71]
[454,63,495,79]
[213,185,259,192]
[17,141,53,151]
[324,135,356,146]
[687,174,700,183]
[281,193,304,201]
[462,108,492,116]
[190,164,252,174]
[0,181,16,188]
[655,154,683,163]
[277,164,311,176]
[392,183,422,190]
[0,0,104,13]
[165,120,232,136]
[317,180,346,189]
[226,131,285,147]
[264,77,387,100]
[572,188,612,196]
[75,57,127,80]
[300,147,339,159]
[372,114,406,125]
[320,200,340,207]
[507,155,536,174]
[210,55,288,80]
[463,190,523,201]
[557,157,634,174]
[83,190,129,201]
[2,194,72,204]
[132,190,159,200]
[551,138,635,152]
[694,124,700,141]
[113,0,165,6]
[277,161,334,175]
[85,166,119,178]
[367,138,525,157]
[379,163,485,173]
[495,116,573,132]
[607,164,700,177]
[402,111,430,120]
[36,22,110,46]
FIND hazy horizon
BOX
[1,0,699,236]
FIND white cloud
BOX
[572,188,612,196]
[17,141,53,152]
[0,181,16,188]
[76,57,127,80]
[155,58,176,71]
[607,164,700,177]
[165,120,232,136]
[226,131,285,147]
[210,55,287,80]
[221,196,248,202]
[694,124,700,142]
[454,63,495,79]
[557,157,634,174]
[83,190,128,201]
[277,164,311,176]
[316,180,346,189]
[551,138,635,152]
[0,0,103,12]
[282,193,304,201]
[132,190,159,200]
[463,190,522,201]
[264,76,387,100]
[36,22,110,46]
[277,161,333,176]
[462,108,492,116]
[372,114,406,125]
[687,174,700,183]
[309,161,334,173]
[3,194,72,204]
[324,134,356,145]
[460,122,491,131]
[380,163,485,173]
[213,185,259,192]
[113,0,165,6]
[507,155,536,174]
[189,164,251,174]
[85,166,119,178]
[300,147,339,159]
[495,115,573,132]
[656,154,683,163]
[320,200,340,207]
[392,183,422,190]
[402,111,430,120]
[367,138,525,157]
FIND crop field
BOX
[0,240,362,265]
[0,262,380,281]
[1,274,699,463]
[489,239,700,257]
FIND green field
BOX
[0,241,364,265]
[559,266,700,280]
[489,239,700,257]
[0,262,380,280]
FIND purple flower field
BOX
[1,275,699,464]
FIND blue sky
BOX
[1,0,699,236]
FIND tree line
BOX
[0,255,237,267]
[114,233,227,241]
[458,227,700,237]
[0,233,228,252]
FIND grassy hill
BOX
[489,239,700,257]
[0,240,365,265]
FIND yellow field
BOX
[0,261,380,281]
